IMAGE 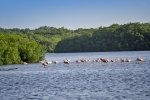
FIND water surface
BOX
[0,51,150,100]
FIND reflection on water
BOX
[0,51,150,100]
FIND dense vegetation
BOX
[55,23,150,52]
[0,34,45,66]
[0,22,150,65]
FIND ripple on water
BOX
[0,51,150,100]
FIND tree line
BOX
[0,22,150,65]
[55,22,150,52]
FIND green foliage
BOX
[55,23,150,52]
[0,33,45,66]
[0,22,150,59]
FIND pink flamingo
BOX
[136,57,144,64]
[22,62,28,65]
[64,58,70,64]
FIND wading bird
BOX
[22,62,28,65]
[100,58,110,65]
[42,63,47,67]
[136,57,144,64]
[115,58,120,62]
[52,61,59,64]
[64,58,70,64]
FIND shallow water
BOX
[0,51,150,100]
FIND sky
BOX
[0,0,150,30]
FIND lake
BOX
[0,51,150,100]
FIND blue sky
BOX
[0,0,150,30]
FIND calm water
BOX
[0,51,150,100]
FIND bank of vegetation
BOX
[0,22,150,65]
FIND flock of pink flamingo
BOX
[39,57,145,67]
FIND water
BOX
[0,51,150,100]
